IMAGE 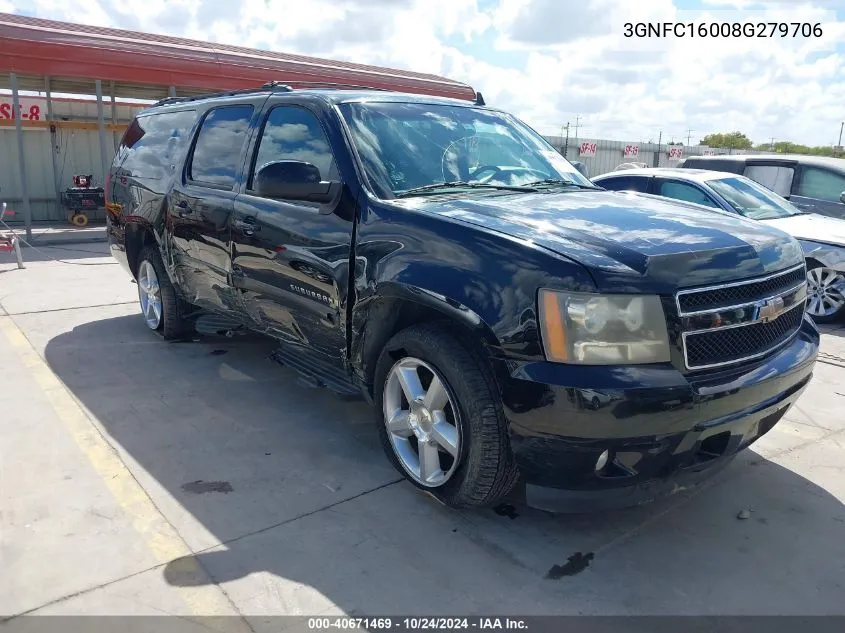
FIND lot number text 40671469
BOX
[307,617,529,631]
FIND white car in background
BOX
[593,167,845,323]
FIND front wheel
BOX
[374,323,519,508]
[806,263,845,324]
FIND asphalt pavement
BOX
[2,243,844,625]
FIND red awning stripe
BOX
[0,12,477,100]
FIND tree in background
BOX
[752,141,836,157]
[700,132,754,149]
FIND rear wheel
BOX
[374,323,519,508]
[806,263,845,324]
[136,246,192,339]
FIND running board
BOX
[194,313,247,337]
[270,346,361,399]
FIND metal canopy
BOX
[0,12,478,239]
[0,12,477,101]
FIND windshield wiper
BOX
[524,178,601,190]
[397,181,538,197]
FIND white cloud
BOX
[4,0,844,147]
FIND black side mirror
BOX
[254,160,340,205]
[571,161,589,178]
[840,191,845,205]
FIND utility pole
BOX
[654,130,662,167]
[574,115,581,141]
[560,122,569,155]
[686,128,694,146]
[561,122,571,158]
[838,122,843,157]
[769,137,776,151]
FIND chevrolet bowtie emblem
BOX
[757,296,787,323]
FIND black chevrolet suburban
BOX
[106,84,819,512]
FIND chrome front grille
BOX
[677,265,806,314]
[676,264,807,370]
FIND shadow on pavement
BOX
[43,314,845,615]
[1,242,112,266]
[818,325,845,341]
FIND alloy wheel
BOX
[382,357,461,487]
[137,260,163,329]
[806,267,845,319]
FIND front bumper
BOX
[500,317,819,512]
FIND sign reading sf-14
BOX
[579,141,597,158]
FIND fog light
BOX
[595,449,610,472]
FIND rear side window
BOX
[598,176,650,193]
[189,105,255,188]
[657,180,720,208]
[744,165,794,198]
[796,167,845,202]
[117,110,197,180]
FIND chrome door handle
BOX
[233,218,260,235]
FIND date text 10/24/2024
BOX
[307,618,528,631]
[624,22,823,38]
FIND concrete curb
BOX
[18,226,107,248]
[26,235,107,247]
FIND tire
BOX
[136,245,193,339]
[374,322,519,508]
[805,262,845,324]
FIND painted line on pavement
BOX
[0,315,251,628]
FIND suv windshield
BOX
[338,101,594,198]
[708,176,802,220]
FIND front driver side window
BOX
[658,181,720,208]
[250,106,337,188]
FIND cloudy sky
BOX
[3,0,844,146]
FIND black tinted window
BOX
[598,176,650,193]
[189,105,254,188]
[684,159,743,174]
[118,110,196,180]
[251,106,336,185]
[796,167,845,202]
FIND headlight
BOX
[538,289,670,364]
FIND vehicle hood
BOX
[396,190,803,293]
[760,213,845,246]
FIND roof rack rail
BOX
[150,96,189,107]
[262,80,388,91]
[150,83,293,107]
[149,79,475,108]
